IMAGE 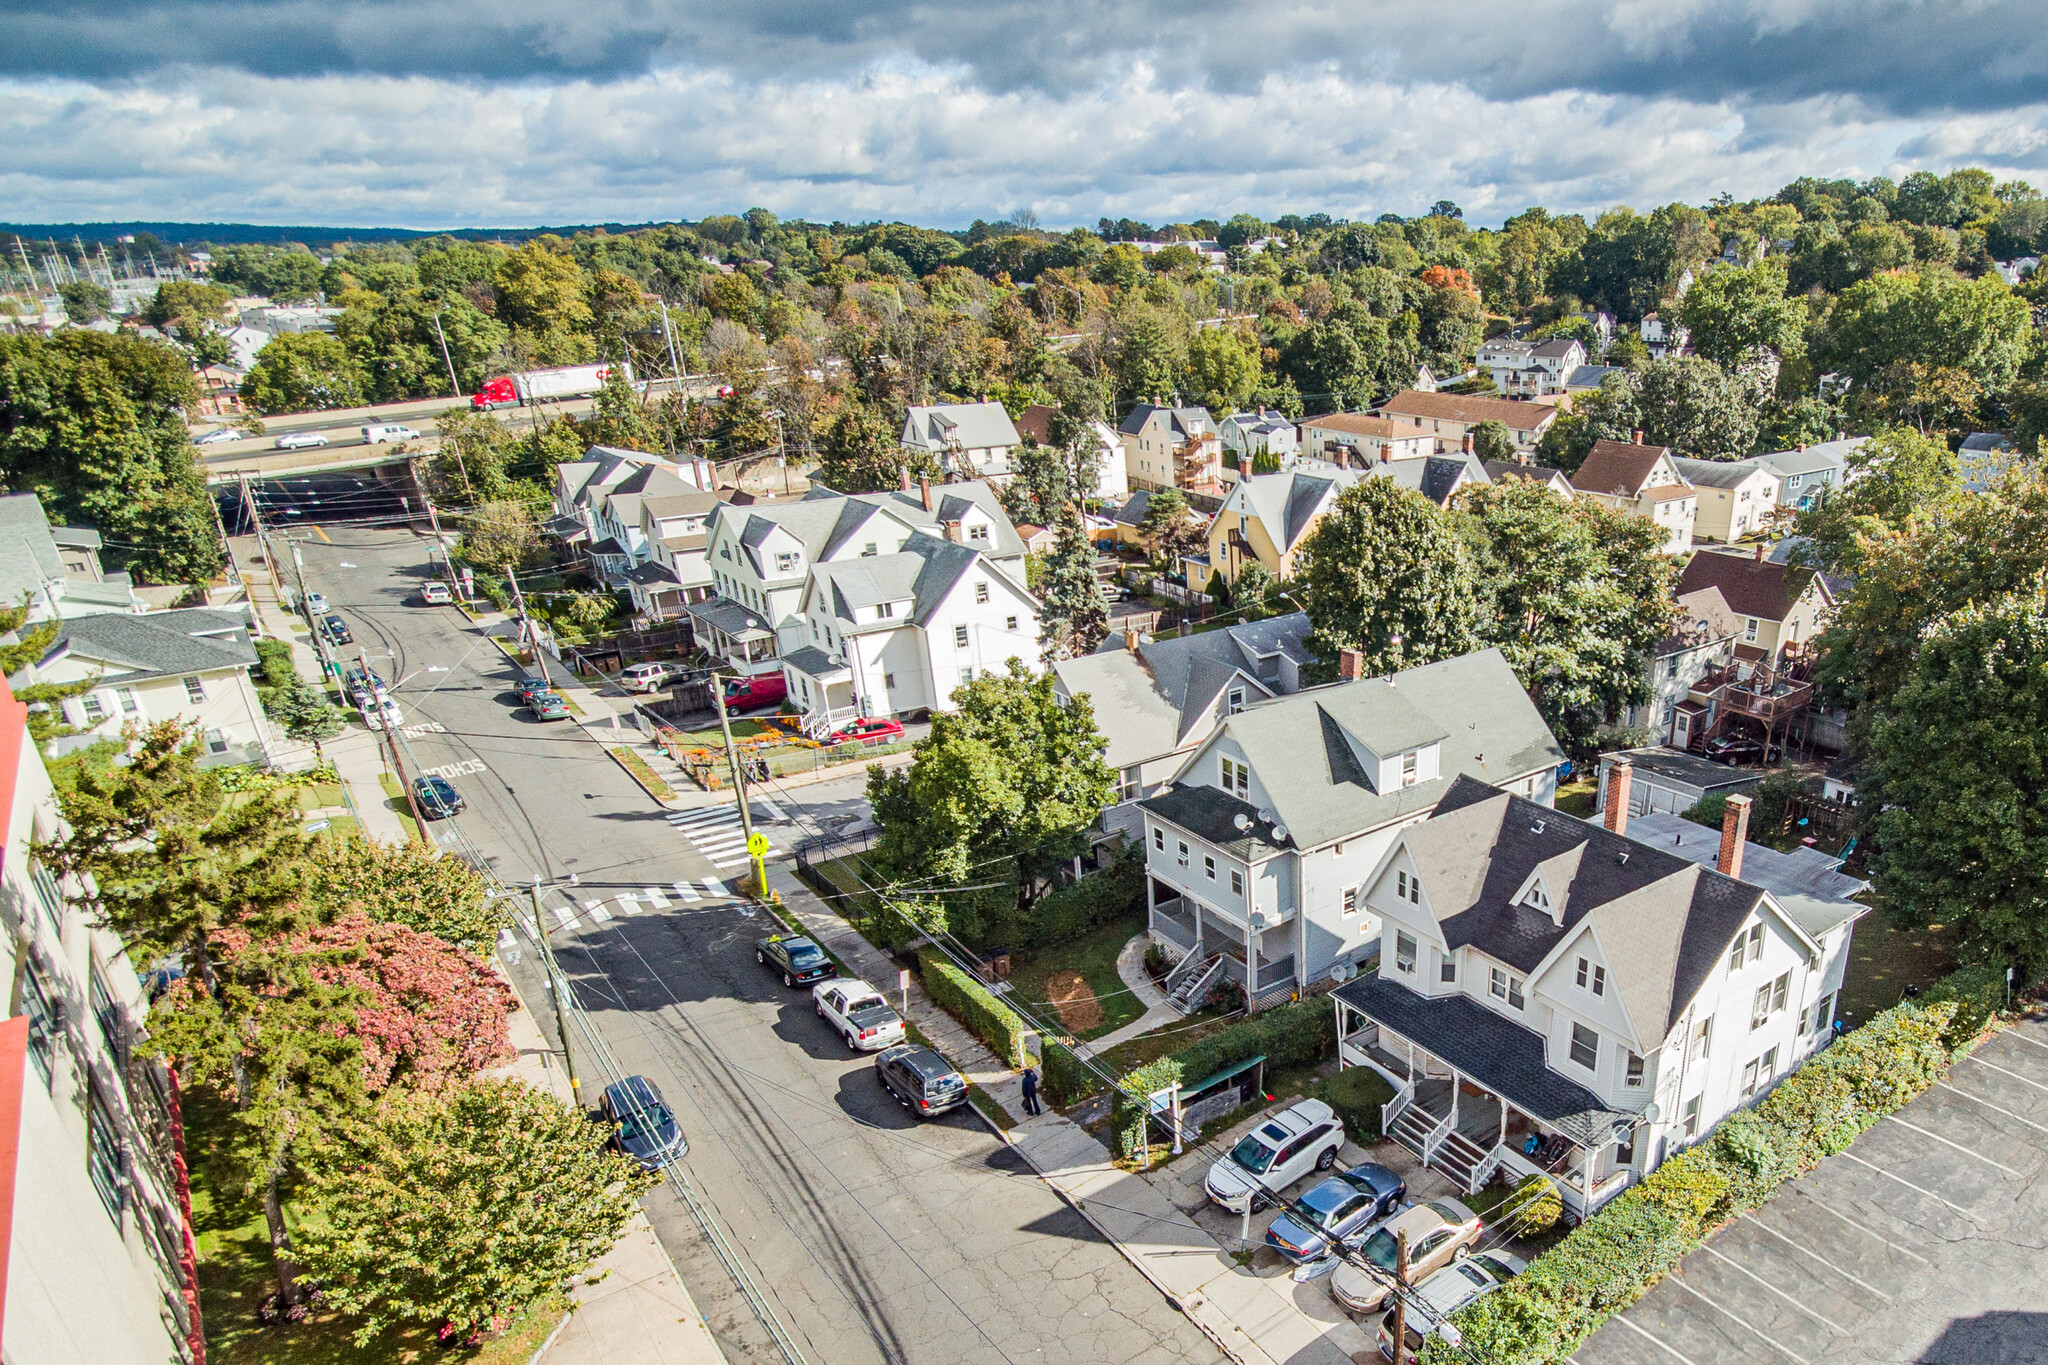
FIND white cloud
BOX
[4,61,2048,228]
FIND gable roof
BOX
[48,608,258,682]
[1571,440,1674,497]
[902,402,1021,452]
[1564,364,1625,390]
[0,494,66,608]
[808,532,999,631]
[1231,471,1362,552]
[1016,404,1055,445]
[1373,390,1558,431]
[1300,412,1415,440]
[1746,437,1866,479]
[1118,403,1211,438]
[1482,461,1571,491]
[1530,338,1582,359]
[1371,453,1489,507]
[1676,549,1825,622]
[712,482,1024,572]
[1672,457,1774,491]
[1154,649,1562,851]
[1420,775,1768,1035]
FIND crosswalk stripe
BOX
[697,833,751,853]
[671,808,740,829]
[584,898,611,922]
[703,877,728,897]
[615,893,641,915]
[552,905,574,927]
[643,885,671,908]
[756,796,785,823]
[497,928,515,948]
[710,855,752,869]
[672,880,700,903]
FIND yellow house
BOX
[1207,468,1361,585]
[1671,457,1781,543]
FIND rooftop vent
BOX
[1617,850,1631,865]
[1531,819,1546,835]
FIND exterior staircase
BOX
[1433,1127,1496,1193]
[1388,1103,1442,1161]
[1166,954,1224,1013]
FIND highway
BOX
[275,522,1225,1365]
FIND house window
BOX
[1342,886,1358,917]
[1625,1051,1645,1088]
[954,625,969,648]
[1748,923,1764,959]
[206,730,230,755]
[877,601,896,619]
[1681,1095,1702,1138]
[1752,972,1790,1028]
[21,961,55,1083]
[1401,751,1418,787]
[1006,616,1019,631]
[1488,969,1525,1009]
[29,857,64,938]
[183,675,207,704]
[1440,956,1456,984]
[1230,870,1243,896]
[1522,882,1550,914]
[1592,966,1606,996]
[1569,1023,1599,1071]
[1771,972,1789,1012]
[969,525,990,542]
[1176,841,1189,868]
[775,552,800,575]
[961,667,974,682]
[90,966,127,1072]
[1692,1014,1714,1060]
[1743,618,1760,643]
[120,688,139,716]
[862,542,877,557]
[1576,957,1605,995]
[1227,687,1245,715]
[1809,993,1836,1035]
[1203,855,1216,881]
[1153,828,1164,852]
[80,693,105,723]
[974,581,989,604]
[1220,757,1249,799]
[86,1083,125,1219]
[1740,1057,1763,1098]
[1395,932,1416,975]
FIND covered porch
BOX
[1331,975,1639,1220]
[781,646,858,738]
[1148,879,1298,1011]
[684,597,778,673]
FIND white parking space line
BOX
[1667,1277,1814,1365]
[1789,1192,1931,1265]
[1996,1029,2048,1052]
[672,880,700,903]
[1612,1313,1701,1365]
[1699,1244,1849,1334]
[1739,1213,1896,1300]
[1963,1054,2048,1093]
[584,898,611,923]
[1839,1151,1984,1221]
[1883,1114,2021,1174]
[642,886,671,908]
[1936,1079,2048,1133]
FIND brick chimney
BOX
[1632,428,1646,446]
[1718,793,1753,880]
[900,466,913,492]
[1238,451,1253,477]
[943,520,963,544]
[918,474,933,513]
[1461,430,1475,455]
[1604,759,1632,837]
[1754,542,1765,562]
[1338,647,1365,681]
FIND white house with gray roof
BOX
[1054,613,1314,802]
[900,403,1021,477]
[694,480,1029,693]
[783,532,1040,732]
[0,494,138,622]
[1332,771,1859,1216]
[1139,648,1564,1011]
[1732,438,1867,512]
[29,608,272,766]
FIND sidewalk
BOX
[492,998,727,1365]
[762,865,1356,1365]
[1080,934,1179,1054]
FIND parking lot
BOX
[1578,1014,2048,1365]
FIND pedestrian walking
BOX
[1020,1064,1041,1116]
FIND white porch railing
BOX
[801,705,859,739]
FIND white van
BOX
[362,424,419,445]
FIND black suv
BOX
[875,1044,967,1119]
[756,934,835,987]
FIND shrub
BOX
[1143,943,1170,976]
[1923,963,2005,1051]
[1680,792,1728,829]
[1318,1065,1395,1142]
[1504,1173,1563,1236]
[1173,997,1334,1083]
[1117,1057,1183,1158]
[1023,850,1142,948]
[1042,1040,1100,1107]
[1632,1148,1731,1240]
[918,947,1029,1067]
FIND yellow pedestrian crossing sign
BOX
[747,831,771,858]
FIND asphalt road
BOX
[288,524,1224,1365]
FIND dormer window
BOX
[1227,687,1245,715]
[1520,883,1549,915]
[1401,751,1418,787]
[877,601,896,619]
[969,525,990,542]
[862,542,878,556]
[1219,757,1249,799]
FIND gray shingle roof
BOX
[811,532,988,631]
[50,608,258,682]
[712,482,1025,569]
[1233,471,1362,553]
[1369,453,1489,506]
[1672,457,1772,491]
[0,493,65,609]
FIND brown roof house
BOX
[1371,390,1558,455]
[1569,438,1697,554]
[1675,547,1834,661]
[1298,413,1436,467]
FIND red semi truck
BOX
[470,363,630,411]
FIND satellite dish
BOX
[1257,808,1274,824]
[1643,1101,1662,1124]
[1272,824,1289,842]
[1232,813,1252,832]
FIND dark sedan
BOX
[757,934,835,987]
[601,1075,687,1171]
[320,613,353,645]
[1264,1162,1407,1264]
[411,774,465,820]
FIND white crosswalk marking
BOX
[668,804,779,867]
[642,886,671,908]
[672,880,700,903]
[703,877,728,898]
[584,898,611,922]
[552,904,574,927]
[615,893,642,915]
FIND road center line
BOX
[1698,1244,1849,1334]
[1738,1213,1895,1300]
[1839,1151,1983,1221]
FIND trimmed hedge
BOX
[919,947,1030,1067]
[1424,970,1995,1365]
[1042,1040,1099,1107]
[1020,849,1143,948]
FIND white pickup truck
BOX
[812,979,906,1052]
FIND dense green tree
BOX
[243,332,366,413]
[0,330,224,583]
[1818,269,2033,407]
[1634,355,1759,460]
[209,244,326,303]
[1461,479,1676,753]
[494,238,595,365]
[1298,478,1481,680]
[813,401,924,493]
[1227,561,1280,621]
[1138,487,1205,565]
[1866,584,2048,977]
[295,1078,647,1345]
[57,280,112,324]
[868,661,1117,934]
[143,280,235,351]
[1184,326,1262,414]
[456,500,543,571]
[1793,426,1962,577]
[268,672,345,757]
[1536,374,1640,474]
[1468,420,1517,462]
[1675,258,1803,370]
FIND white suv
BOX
[1205,1098,1344,1212]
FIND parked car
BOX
[601,1075,687,1171]
[359,697,405,731]
[1263,1163,1407,1264]
[411,774,465,820]
[192,428,245,445]
[361,423,419,444]
[1376,1251,1526,1360]
[620,662,677,693]
[1204,1098,1345,1213]
[1704,734,1779,765]
[875,1043,968,1119]
[513,676,556,705]
[757,934,835,987]
[529,692,571,722]
[723,672,788,713]
[274,430,329,450]
[343,666,387,705]
[828,716,905,746]
[1330,1199,1484,1315]
[813,979,906,1051]
[320,613,352,645]
[419,582,453,605]
[304,591,329,614]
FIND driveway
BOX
[1577,1012,2048,1365]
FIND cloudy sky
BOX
[5,0,2048,229]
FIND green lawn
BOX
[376,772,421,842]
[1004,912,1148,1041]
[1836,903,1957,1028]
[1091,1007,1240,1077]
[184,1091,565,1365]
[1555,775,1596,819]
[294,782,347,812]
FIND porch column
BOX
[1498,1102,1508,1149]
[1336,1002,1351,1067]
[1245,908,1255,997]
[1448,1069,1460,1131]
[1582,1147,1595,1212]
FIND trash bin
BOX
[991,947,1012,980]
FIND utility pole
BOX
[1389,1231,1411,1365]
[713,678,762,895]
[431,307,462,400]
[506,562,550,688]
[532,878,582,1104]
